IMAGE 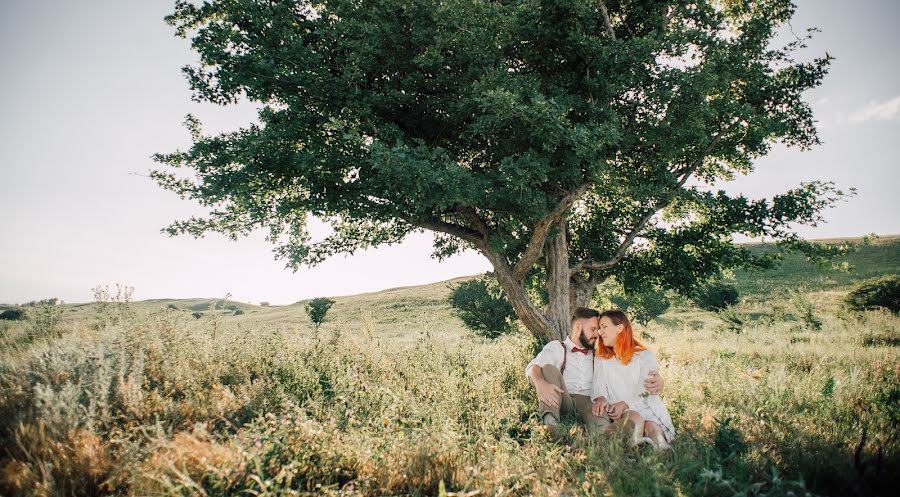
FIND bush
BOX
[844,275,900,313]
[717,307,748,334]
[28,302,62,340]
[448,277,517,339]
[789,291,823,331]
[692,282,740,312]
[0,309,25,321]
[305,297,336,331]
[609,289,670,326]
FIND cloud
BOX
[849,95,900,123]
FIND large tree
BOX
[154,0,849,343]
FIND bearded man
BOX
[524,307,664,434]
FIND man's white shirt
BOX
[524,337,594,396]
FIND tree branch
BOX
[456,206,493,241]
[570,132,725,276]
[598,0,617,40]
[513,182,591,281]
[661,5,676,32]
[400,214,486,248]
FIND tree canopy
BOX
[154,0,850,342]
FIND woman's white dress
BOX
[591,349,676,442]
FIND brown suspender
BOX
[559,340,567,373]
[558,340,594,376]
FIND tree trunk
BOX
[476,220,581,344]
[544,221,571,342]
[480,247,556,342]
[571,272,602,309]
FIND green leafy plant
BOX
[449,277,517,339]
[789,290,823,331]
[844,275,900,313]
[718,307,747,334]
[28,300,62,340]
[0,309,25,321]
[305,297,336,332]
[692,282,740,312]
[715,416,748,459]
[609,288,670,326]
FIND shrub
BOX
[28,302,62,339]
[0,309,25,321]
[305,297,336,331]
[692,282,740,312]
[717,307,748,334]
[715,416,748,459]
[609,289,670,326]
[448,277,517,338]
[844,275,900,313]
[789,291,823,331]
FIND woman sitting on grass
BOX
[590,309,675,449]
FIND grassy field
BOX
[0,236,898,496]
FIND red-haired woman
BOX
[590,310,675,449]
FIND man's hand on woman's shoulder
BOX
[644,370,664,395]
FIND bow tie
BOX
[571,346,590,354]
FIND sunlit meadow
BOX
[1,237,898,497]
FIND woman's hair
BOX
[595,309,646,365]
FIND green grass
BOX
[732,234,900,298]
[0,238,897,496]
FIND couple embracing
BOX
[525,307,675,449]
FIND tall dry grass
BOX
[0,284,897,496]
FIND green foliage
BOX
[305,297,335,331]
[715,417,748,460]
[844,274,900,313]
[0,309,25,321]
[693,281,741,312]
[449,277,517,339]
[154,0,848,340]
[789,290,822,331]
[717,307,748,334]
[21,298,59,307]
[27,301,62,340]
[609,288,671,326]
[821,376,835,399]
[192,312,203,319]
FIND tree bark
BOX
[571,272,602,309]
[481,247,556,343]
[544,220,571,342]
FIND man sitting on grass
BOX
[524,307,664,436]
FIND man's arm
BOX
[644,370,664,394]
[526,364,564,409]
[642,350,664,394]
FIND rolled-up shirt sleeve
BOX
[524,341,564,380]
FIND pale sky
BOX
[1,0,898,305]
